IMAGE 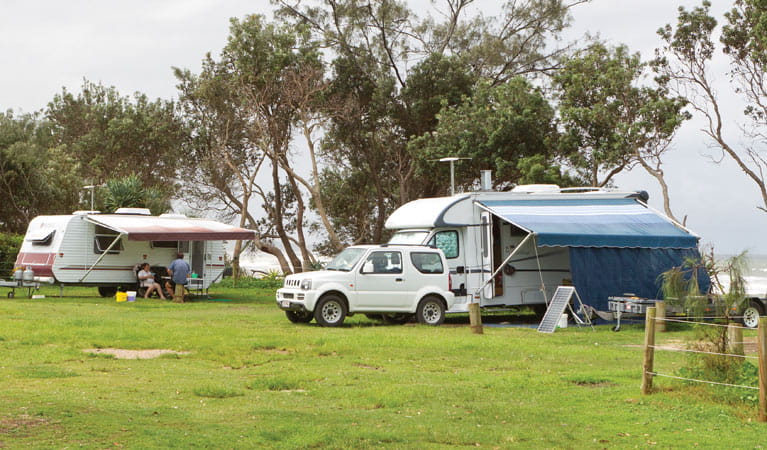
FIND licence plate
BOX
[281,300,291,308]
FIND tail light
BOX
[448,273,452,291]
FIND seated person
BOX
[137,263,166,300]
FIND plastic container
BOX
[126,291,137,302]
[558,313,568,328]
[116,292,127,302]
[191,273,198,279]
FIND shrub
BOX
[0,232,23,276]
[217,276,283,290]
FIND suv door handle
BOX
[395,278,403,282]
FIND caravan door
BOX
[480,212,494,299]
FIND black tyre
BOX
[314,294,347,327]
[286,310,313,323]
[98,286,117,298]
[7,291,14,298]
[742,300,764,329]
[416,295,445,326]
[382,313,411,325]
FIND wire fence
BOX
[641,306,767,421]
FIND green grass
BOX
[0,284,762,448]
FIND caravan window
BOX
[94,225,123,254]
[427,230,458,259]
[29,230,55,246]
[151,241,178,249]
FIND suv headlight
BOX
[300,279,312,290]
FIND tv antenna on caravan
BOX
[437,157,471,196]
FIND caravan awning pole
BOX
[472,232,535,298]
[78,233,126,282]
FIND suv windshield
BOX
[326,247,367,271]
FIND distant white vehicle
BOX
[276,245,455,327]
[385,175,704,315]
[15,208,255,296]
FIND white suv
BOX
[276,245,455,327]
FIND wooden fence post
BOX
[728,323,744,356]
[469,301,483,335]
[641,307,656,395]
[758,317,767,422]
[656,301,666,333]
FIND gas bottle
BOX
[13,268,23,281]
[22,266,34,282]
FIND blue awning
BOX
[479,198,698,248]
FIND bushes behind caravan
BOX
[0,233,22,276]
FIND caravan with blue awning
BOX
[385,183,705,314]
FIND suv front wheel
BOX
[417,295,445,326]
[314,294,347,327]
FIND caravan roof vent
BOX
[159,213,187,219]
[511,184,560,194]
[114,208,152,215]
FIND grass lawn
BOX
[0,285,762,448]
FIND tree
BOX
[408,77,570,192]
[176,15,338,272]
[656,0,767,213]
[102,174,169,214]
[0,111,82,232]
[46,80,184,198]
[275,0,589,244]
[553,42,689,221]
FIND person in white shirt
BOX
[137,263,166,300]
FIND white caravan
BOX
[385,183,701,314]
[15,208,255,296]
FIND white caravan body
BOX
[385,186,696,313]
[15,209,254,293]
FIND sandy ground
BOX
[83,348,190,359]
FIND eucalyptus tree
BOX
[553,42,689,221]
[275,0,588,244]
[409,77,571,194]
[0,111,82,233]
[176,15,340,273]
[655,0,767,213]
[46,80,184,195]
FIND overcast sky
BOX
[1,0,759,255]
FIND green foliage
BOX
[0,111,83,231]
[103,174,170,215]
[553,42,689,187]
[46,80,185,193]
[409,78,565,191]
[0,232,22,275]
[217,275,283,290]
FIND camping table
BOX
[0,280,40,298]
[187,278,208,298]
[607,296,660,331]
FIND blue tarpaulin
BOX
[479,197,706,312]
[479,198,698,248]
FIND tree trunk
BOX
[271,160,303,273]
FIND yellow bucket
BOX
[116,292,127,303]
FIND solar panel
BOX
[537,286,576,333]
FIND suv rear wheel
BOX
[417,295,445,326]
[314,294,347,327]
